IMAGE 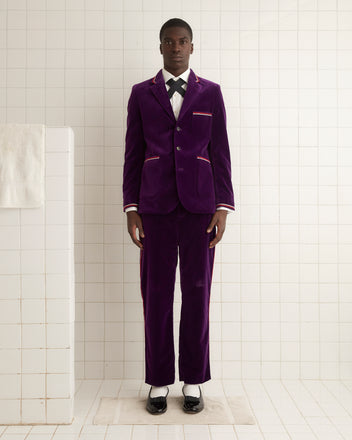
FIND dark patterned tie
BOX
[166,78,186,98]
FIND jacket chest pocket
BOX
[192,112,213,139]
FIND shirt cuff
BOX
[216,203,235,213]
[124,204,138,212]
[216,207,232,213]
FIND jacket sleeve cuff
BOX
[124,203,138,212]
[216,203,235,212]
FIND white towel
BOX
[0,124,45,208]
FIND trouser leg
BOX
[177,205,215,384]
[140,210,178,386]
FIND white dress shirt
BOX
[162,68,190,120]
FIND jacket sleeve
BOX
[209,84,235,211]
[122,85,146,212]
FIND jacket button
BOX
[176,126,181,132]
[176,146,181,151]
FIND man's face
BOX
[159,26,193,75]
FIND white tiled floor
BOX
[1,379,352,439]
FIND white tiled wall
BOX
[1,0,352,387]
[0,127,75,424]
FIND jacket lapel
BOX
[150,70,175,121]
[177,69,200,122]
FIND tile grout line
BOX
[77,379,105,439]
[336,0,341,385]
[261,379,299,440]
[102,0,106,385]
[44,0,48,423]
[103,379,123,440]
[278,0,282,382]
[122,0,126,391]
[301,379,348,439]
[316,1,321,383]
[235,379,265,439]
[297,0,302,382]
[218,0,223,389]
[258,0,262,383]
[321,379,352,428]
[237,0,243,385]
[219,379,239,439]
[323,380,352,419]
[280,379,320,439]
[82,0,87,383]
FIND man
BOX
[123,18,234,414]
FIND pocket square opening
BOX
[193,112,213,117]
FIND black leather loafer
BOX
[146,386,169,414]
[182,385,204,413]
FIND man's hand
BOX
[207,210,228,248]
[127,211,145,249]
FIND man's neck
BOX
[164,66,189,78]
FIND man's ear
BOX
[159,43,163,54]
[190,43,194,54]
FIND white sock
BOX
[150,386,168,398]
[183,383,200,398]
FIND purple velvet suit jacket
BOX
[123,69,235,215]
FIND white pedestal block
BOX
[0,126,75,424]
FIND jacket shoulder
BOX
[196,75,221,90]
[131,77,154,93]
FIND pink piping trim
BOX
[216,203,235,210]
[124,203,138,210]
[197,156,211,164]
[193,112,213,117]
[144,156,160,162]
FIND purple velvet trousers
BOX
[140,203,216,387]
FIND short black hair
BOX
[159,18,193,42]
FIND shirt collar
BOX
[162,68,190,84]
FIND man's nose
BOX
[172,43,181,52]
